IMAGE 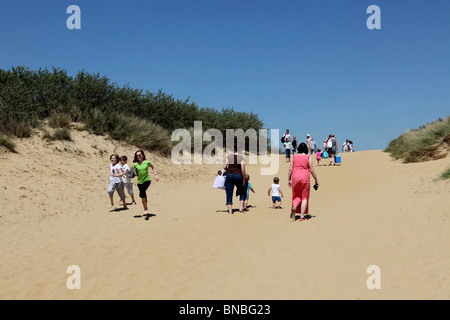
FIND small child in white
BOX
[268,177,283,209]
[108,154,127,210]
[120,155,137,205]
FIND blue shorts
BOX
[272,196,282,202]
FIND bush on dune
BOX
[0,134,16,153]
[440,167,450,180]
[0,66,265,154]
[385,116,450,163]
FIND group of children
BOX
[226,174,284,210]
[108,150,159,216]
[108,154,136,210]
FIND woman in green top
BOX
[133,149,159,216]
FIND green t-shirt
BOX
[134,160,152,184]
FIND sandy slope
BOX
[0,130,449,300]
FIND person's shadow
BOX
[216,208,249,214]
[134,213,156,221]
[109,207,129,212]
[293,214,315,221]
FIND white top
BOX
[271,184,281,197]
[327,139,332,148]
[306,137,312,149]
[110,163,123,184]
[122,163,132,184]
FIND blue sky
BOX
[1,0,449,151]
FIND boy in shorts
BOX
[268,177,283,209]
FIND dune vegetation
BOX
[439,167,450,180]
[385,116,450,163]
[0,66,264,154]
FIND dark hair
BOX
[273,177,279,183]
[110,154,120,162]
[120,155,127,161]
[133,149,146,163]
[297,142,308,154]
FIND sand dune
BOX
[0,129,449,299]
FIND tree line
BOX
[0,66,264,154]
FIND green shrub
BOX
[49,112,72,129]
[52,128,72,141]
[440,167,450,180]
[0,135,16,153]
[0,66,265,153]
[385,116,450,163]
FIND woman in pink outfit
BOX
[288,142,319,221]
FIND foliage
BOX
[385,116,450,163]
[0,134,16,153]
[439,167,450,180]
[0,66,265,153]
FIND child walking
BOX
[268,177,283,209]
[243,174,255,211]
[283,138,292,162]
[316,148,322,167]
[107,154,128,210]
[120,155,137,205]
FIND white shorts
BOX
[123,182,134,195]
[107,181,126,201]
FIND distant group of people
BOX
[107,150,159,216]
[342,139,355,152]
[220,130,323,222]
[281,130,318,163]
[218,128,358,222]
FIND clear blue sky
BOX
[1,0,449,151]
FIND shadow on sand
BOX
[133,213,156,221]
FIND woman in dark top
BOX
[291,137,298,154]
[328,134,338,166]
[222,143,246,214]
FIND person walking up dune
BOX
[222,142,246,214]
[133,150,159,216]
[288,143,319,221]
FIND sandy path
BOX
[0,132,449,299]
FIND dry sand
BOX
[0,129,449,300]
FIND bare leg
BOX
[290,206,297,221]
[227,204,233,214]
[239,200,244,212]
[131,195,136,204]
[300,199,308,219]
[109,196,114,208]
[142,197,148,215]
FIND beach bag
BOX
[125,167,136,179]
[213,174,226,190]
[322,150,329,159]
[335,154,341,164]
[327,140,332,149]
[281,135,285,143]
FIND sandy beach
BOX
[0,129,449,300]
